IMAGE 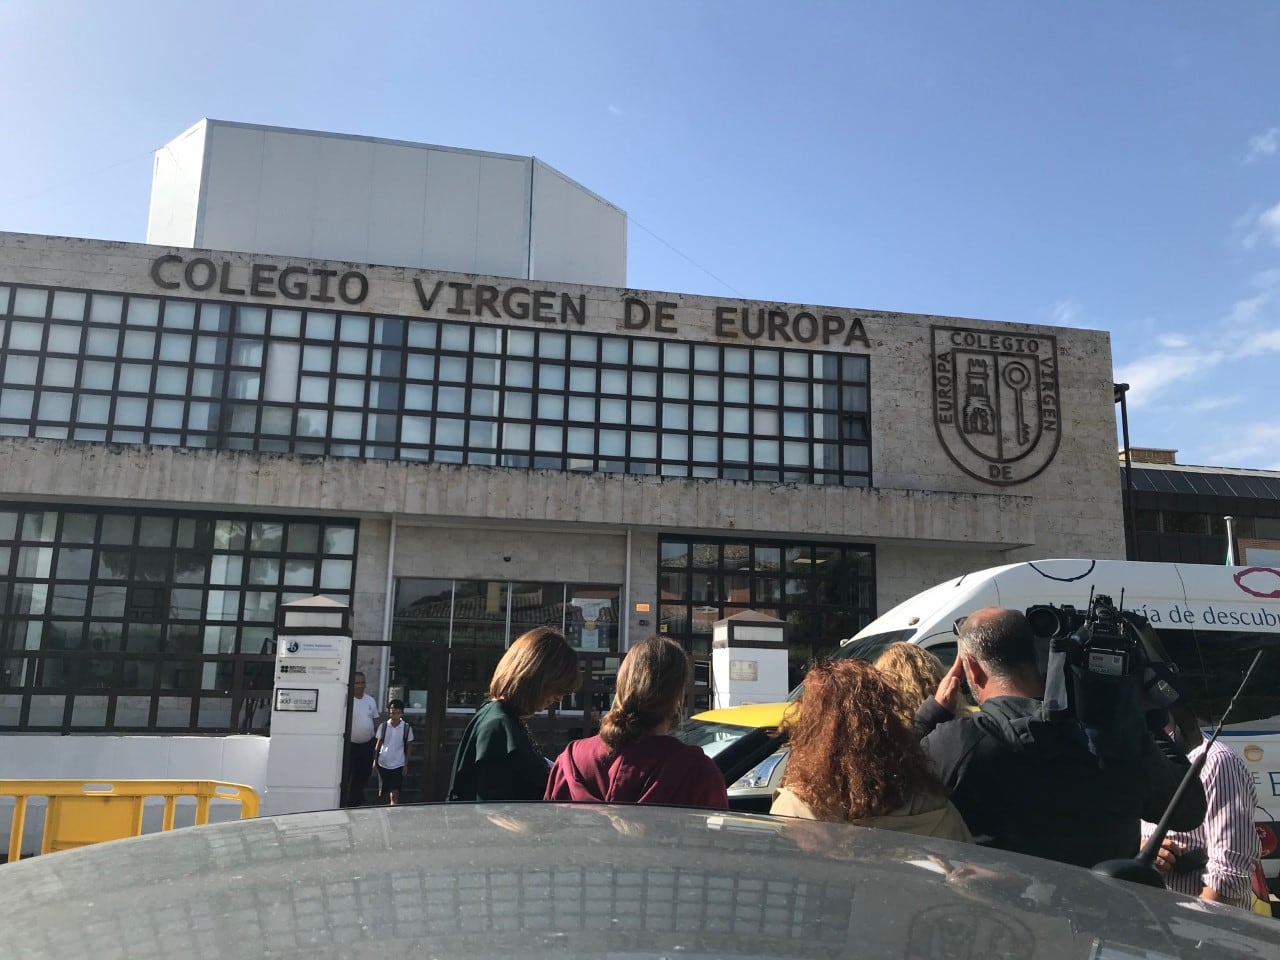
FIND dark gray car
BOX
[0,804,1274,958]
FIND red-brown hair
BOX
[781,658,941,821]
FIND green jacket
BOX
[447,699,550,802]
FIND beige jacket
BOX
[770,785,973,843]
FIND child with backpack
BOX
[372,699,414,806]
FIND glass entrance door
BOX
[348,630,449,805]
[386,576,625,800]
[384,625,449,803]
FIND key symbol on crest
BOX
[1002,362,1032,446]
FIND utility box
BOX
[710,611,789,708]
[265,596,352,815]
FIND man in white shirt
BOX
[1143,705,1263,910]
[344,672,380,806]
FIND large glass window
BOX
[392,578,620,655]
[658,535,874,683]
[0,284,872,486]
[390,579,621,712]
[0,503,358,733]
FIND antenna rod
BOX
[1135,650,1263,867]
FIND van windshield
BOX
[786,629,916,699]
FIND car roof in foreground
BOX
[0,804,1273,959]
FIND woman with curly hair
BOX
[770,658,971,841]
[874,642,947,721]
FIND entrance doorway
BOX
[347,576,624,804]
[351,635,616,803]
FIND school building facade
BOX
[0,122,1125,801]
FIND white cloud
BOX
[1206,422,1280,468]
[1184,393,1241,413]
[1113,350,1224,408]
[1207,443,1267,464]
[1248,267,1280,290]
[1247,127,1280,163]
[1048,299,1080,326]
[1228,291,1268,324]
[1246,330,1280,353]
[1133,271,1280,384]
[1222,270,1280,355]
[1233,422,1280,445]
[1243,201,1280,249]
[607,105,623,117]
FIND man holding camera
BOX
[915,607,1206,869]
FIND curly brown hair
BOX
[781,658,941,821]
[874,642,945,720]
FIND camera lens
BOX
[1026,605,1065,638]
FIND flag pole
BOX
[1225,515,1237,566]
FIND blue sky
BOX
[3,1,1279,468]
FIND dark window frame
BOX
[0,282,874,487]
[656,533,876,660]
[0,501,358,735]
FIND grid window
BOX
[657,534,875,680]
[0,502,358,734]
[0,283,873,485]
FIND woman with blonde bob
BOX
[545,636,727,809]
[447,626,581,802]
[874,642,947,721]
[770,659,971,841]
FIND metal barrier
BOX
[3,780,259,861]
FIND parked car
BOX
[677,636,940,811]
[678,701,790,810]
[0,803,1274,959]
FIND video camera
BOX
[1025,592,1183,762]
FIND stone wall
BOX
[0,230,1128,639]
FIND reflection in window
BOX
[392,578,622,654]
[1241,540,1280,567]
[0,503,359,734]
[660,535,874,682]
[2,284,872,484]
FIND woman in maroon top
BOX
[545,636,728,809]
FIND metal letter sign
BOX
[932,326,1062,485]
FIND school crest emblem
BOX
[932,326,1062,485]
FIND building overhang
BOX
[0,439,1036,549]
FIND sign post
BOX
[264,596,352,815]
[711,611,788,708]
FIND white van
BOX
[846,558,1280,882]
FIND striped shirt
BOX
[1141,740,1261,908]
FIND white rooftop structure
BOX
[146,119,627,286]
